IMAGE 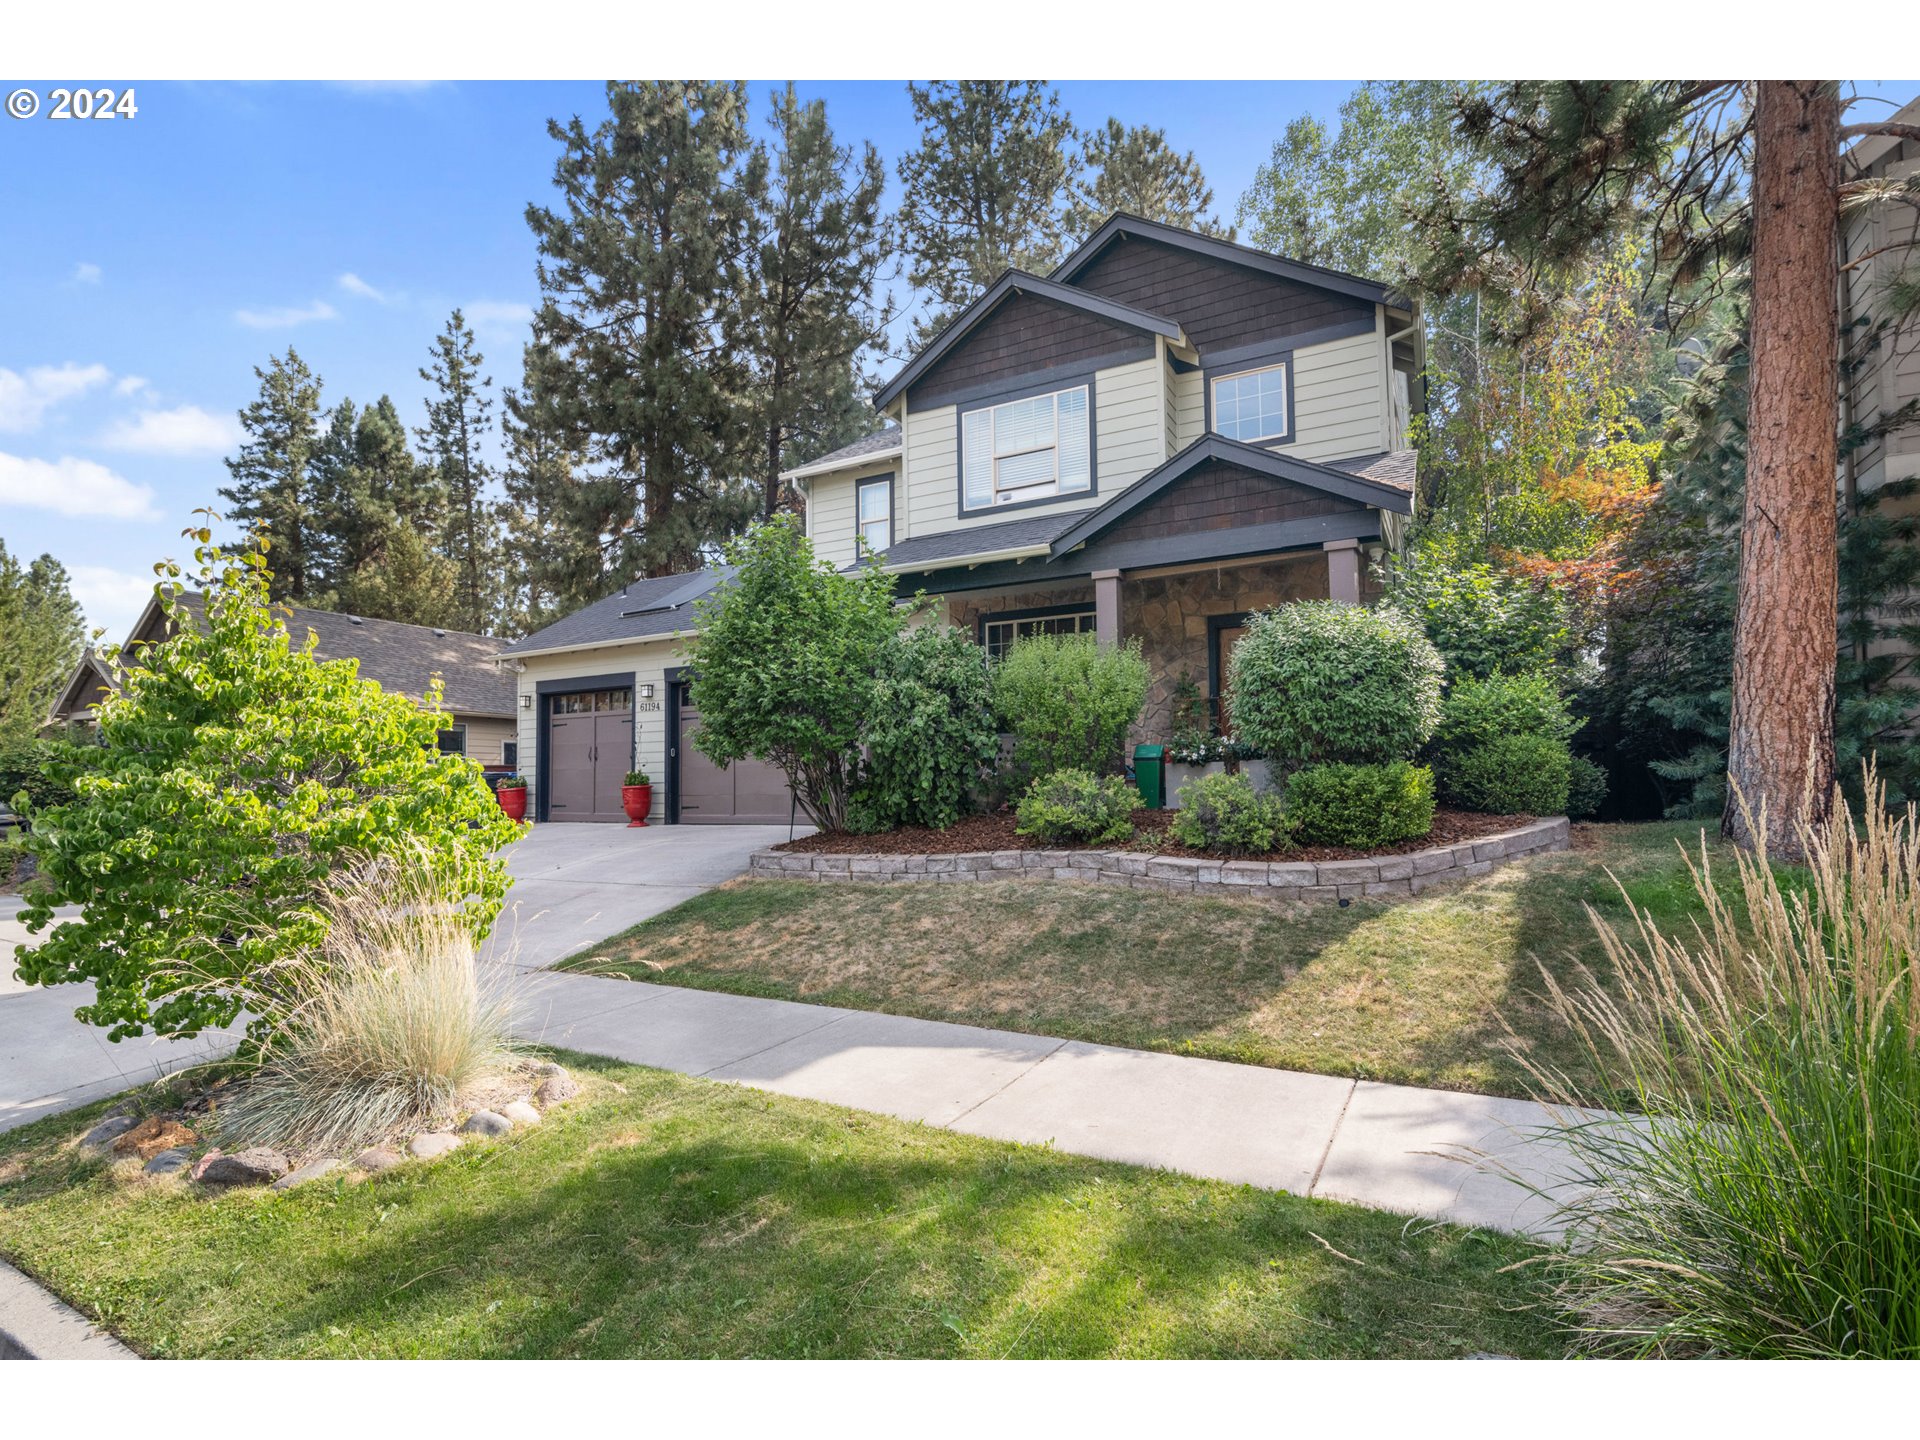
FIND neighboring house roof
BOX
[497,568,732,658]
[780,427,902,483]
[873,269,1188,410]
[1049,211,1404,309]
[48,649,118,724]
[124,593,518,717]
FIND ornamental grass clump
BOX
[1530,767,1920,1358]
[218,857,520,1157]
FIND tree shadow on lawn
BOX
[4,1054,1559,1359]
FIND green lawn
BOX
[569,821,1730,1103]
[0,1055,1557,1358]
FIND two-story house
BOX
[498,214,1420,824]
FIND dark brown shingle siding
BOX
[907,291,1154,407]
[1100,461,1359,547]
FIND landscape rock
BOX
[500,1100,541,1127]
[459,1109,512,1137]
[530,1061,567,1077]
[79,1115,139,1152]
[352,1147,404,1173]
[113,1115,198,1160]
[271,1158,342,1191]
[534,1071,580,1107]
[143,1147,194,1176]
[409,1132,461,1160]
[191,1149,224,1181]
[198,1147,291,1187]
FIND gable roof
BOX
[1049,212,1403,309]
[49,649,117,722]
[1048,435,1415,559]
[497,567,731,658]
[126,594,518,717]
[780,427,902,484]
[872,269,1187,410]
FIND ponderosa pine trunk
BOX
[1723,81,1840,859]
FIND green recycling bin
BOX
[1133,743,1166,810]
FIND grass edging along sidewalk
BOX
[0,1054,1560,1359]
[570,822,1724,1104]
[749,818,1571,903]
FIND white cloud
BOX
[115,375,150,397]
[68,565,158,641]
[0,362,112,432]
[72,262,103,285]
[233,299,338,329]
[0,451,160,521]
[464,300,534,340]
[98,404,240,456]
[337,272,389,303]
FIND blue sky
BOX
[3,79,1915,639]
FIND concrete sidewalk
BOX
[514,971,1586,1239]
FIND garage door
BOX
[675,697,796,824]
[546,687,633,822]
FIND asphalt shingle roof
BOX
[497,569,730,656]
[860,512,1077,572]
[1325,449,1417,494]
[783,427,902,479]
[166,594,518,715]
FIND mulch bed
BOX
[774,807,1536,865]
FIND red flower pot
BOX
[497,785,528,822]
[621,784,653,827]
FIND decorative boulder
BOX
[114,1115,198,1160]
[270,1158,342,1191]
[501,1101,541,1127]
[199,1148,291,1187]
[534,1070,580,1107]
[459,1110,512,1137]
[352,1147,404,1173]
[79,1115,139,1152]
[409,1132,461,1160]
[143,1147,194,1176]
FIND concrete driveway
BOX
[481,821,807,971]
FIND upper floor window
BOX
[961,385,1091,511]
[1211,362,1290,445]
[857,476,892,552]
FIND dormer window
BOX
[961,384,1091,512]
[1211,362,1290,445]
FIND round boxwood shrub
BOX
[1228,601,1444,765]
[1284,761,1436,848]
[1014,768,1137,845]
[1433,672,1578,755]
[1447,733,1571,816]
[1169,771,1288,855]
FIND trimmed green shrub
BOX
[1014,768,1137,845]
[1447,734,1571,815]
[1170,771,1287,855]
[1285,761,1436,848]
[14,529,522,1044]
[1385,549,1570,683]
[1434,672,1579,754]
[851,624,999,832]
[1567,754,1609,820]
[991,634,1148,780]
[1228,601,1444,765]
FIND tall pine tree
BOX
[747,84,892,519]
[219,349,323,602]
[499,383,592,633]
[310,395,457,626]
[0,542,86,741]
[1069,119,1228,238]
[522,81,763,580]
[895,81,1078,339]
[417,310,500,631]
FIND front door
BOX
[1210,617,1250,735]
[545,687,633,821]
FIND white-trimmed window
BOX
[980,607,1097,661]
[1211,362,1290,444]
[961,385,1091,511]
[857,476,892,551]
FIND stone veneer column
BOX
[1323,539,1362,605]
[1093,569,1122,646]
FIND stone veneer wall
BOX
[748,818,1571,904]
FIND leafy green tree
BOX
[896,81,1078,338]
[14,525,521,1042]
[1238,82,1480,281]
[523,81,764,580]
[418,310,501,631]
[219,349,324,602]
[850,624,998,833]
[689,514,901,831]
[747,85,892,520]
[1384,546,1571,684]
[1069,119,1228,237]
[0,540,85,741]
